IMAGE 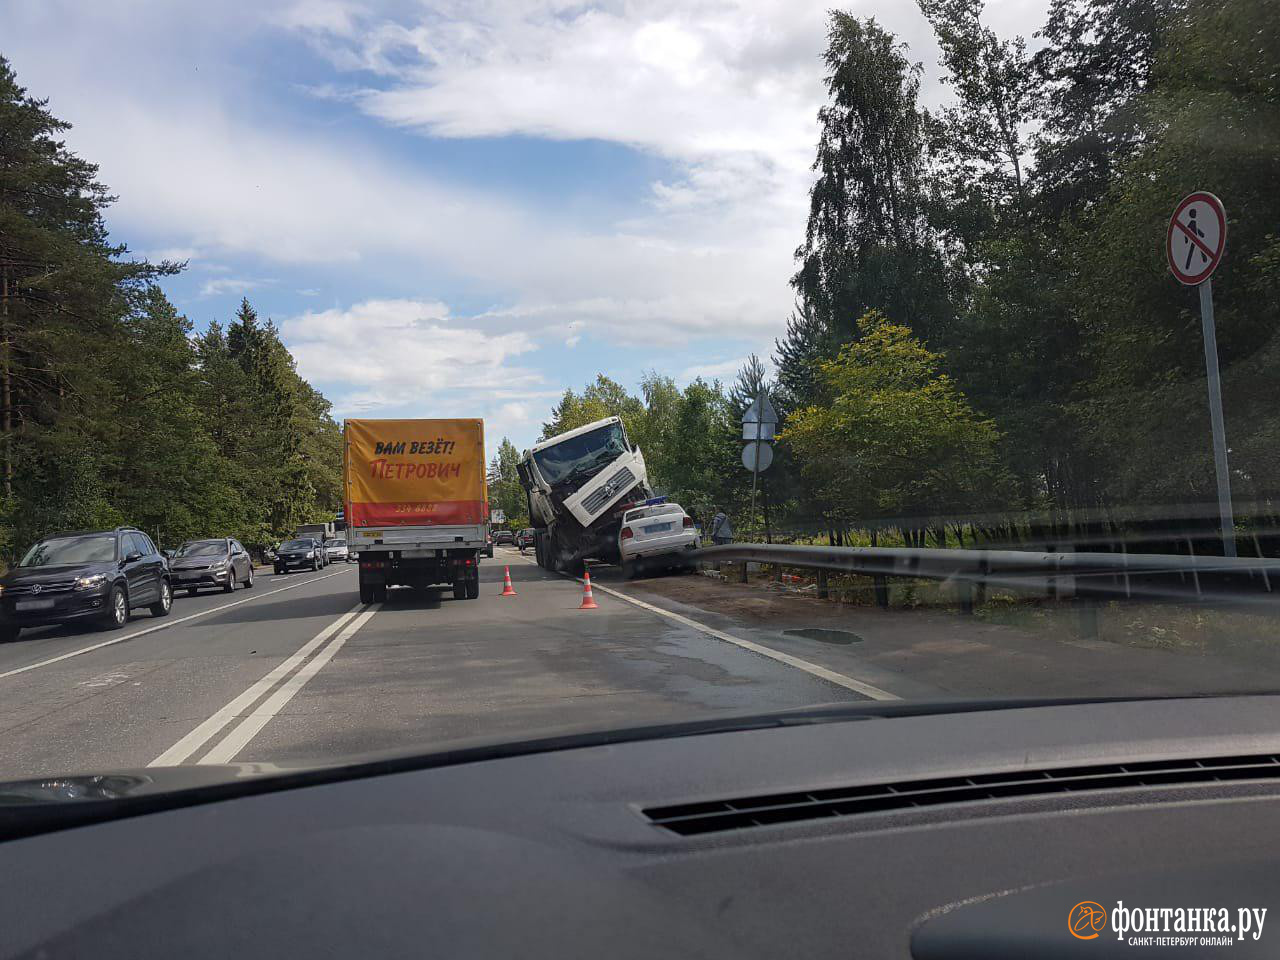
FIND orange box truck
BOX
[344,418,487,604]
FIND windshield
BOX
[176,540,225,557]
[532,422,628,486]
[3,0,1280,797]
[19,536,117,566]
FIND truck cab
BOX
[518,417,650,572]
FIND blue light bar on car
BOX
[643,496,668,506]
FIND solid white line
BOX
[148,602,365,767]
[197,605,381,764]
[0,567,354,682]
[507,552,901,701]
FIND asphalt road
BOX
[5,545,1279,782]
[0,549,871,781]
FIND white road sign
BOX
[742,395,778,426]
[1167,192,1226,286]
[741,441,774,473]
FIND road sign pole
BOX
[749,394,762,538]
[1198,277,1237,557]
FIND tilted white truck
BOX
[517,416,652,574]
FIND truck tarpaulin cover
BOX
[345,418,486,526]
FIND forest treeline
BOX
[515,0,1280,547]
[0,58,341,556]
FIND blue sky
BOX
[4,0,1046,452]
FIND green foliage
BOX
[783,313,1011,527]
[541,374,646,441]
[487,437,529,529]
[773,0,1280,538]
[0,56,341,556]
[780,13,953,412]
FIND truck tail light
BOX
[682,516,693,528]
[621,526,634,540]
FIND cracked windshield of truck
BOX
[0,0,1277,783]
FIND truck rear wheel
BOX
[466,568,480,600]
[452,577,466,601]
[360,583,374,604]
[550,532,584,577]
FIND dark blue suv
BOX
[0,528,172,641]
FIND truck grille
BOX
[580,467,635,515]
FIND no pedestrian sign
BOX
[1167,192,1226,286]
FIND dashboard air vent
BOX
[642,754,1280,836]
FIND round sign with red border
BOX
[1167,191,1226,286]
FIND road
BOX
[0,549,878,782]
[5,545,1279,782]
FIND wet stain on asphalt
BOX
[783,628,863,645]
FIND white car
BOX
[618,502,699,578]
[324,538,350,563]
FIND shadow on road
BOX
[485,562,561,583]
[0,621,88,644]
[379,587,447,610]
[0,605,177,644]
[203,590,359,626]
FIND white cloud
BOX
[199,277,275,297]
[297,288,322,296]
[134,245,199,264]
[678,355,772,385]
[281,299,545,434]
[5,0,1049,449]
[274,0,363,36]
[320,1,826,231]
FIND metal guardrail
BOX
[691,543,1278,606]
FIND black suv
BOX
[0,528,172,641]
[273,538,327,574]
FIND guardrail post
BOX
[957,580,974,615]
[739,560,748,584]
[1075,597,1100,641]
[873,574,889,609]
[817,569,829,600]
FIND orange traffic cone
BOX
[500,566,518,597]
[578,569,599,609]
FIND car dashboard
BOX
[2,696,1280,958]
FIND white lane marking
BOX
[508,553,900,701]
[588,581,900,700]
[197,605,381,764]
[148,603,365,767]
[0,568,353,682]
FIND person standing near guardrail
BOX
[709,508,733,546]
